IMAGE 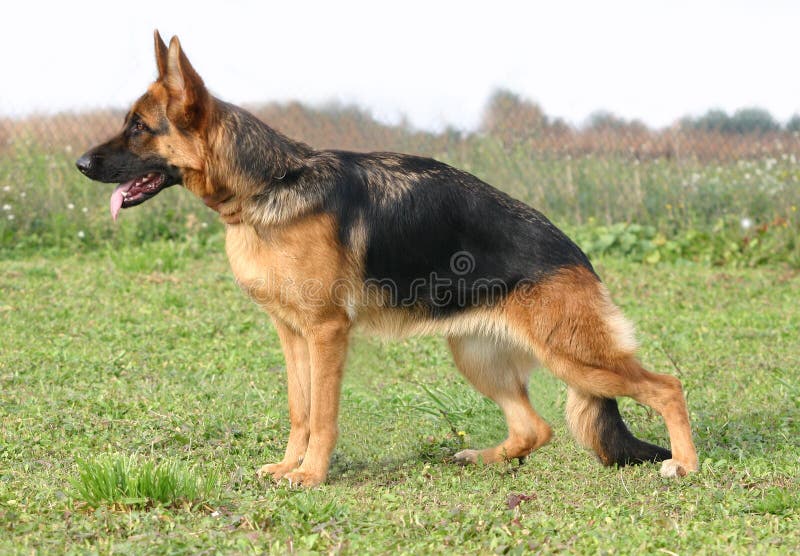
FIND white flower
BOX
[741,218,753,230]
[19,192,26,198]
[65,145,73,154]
[82,207,88,213]
[1,185,9,192]
[77,230,85,239]
[201,222,208,228]
[2,204,10,211]
[7,214,14,220]
[67,203,75,210]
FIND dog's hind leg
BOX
[507,265,698,477]
[559,360,698,477]
[448,335,552,464]
[257,317,311,481]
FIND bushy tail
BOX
[566,387,671,466]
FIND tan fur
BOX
[503,266,698,475]
[126,81,210,196]
[258,318,311,479]
[449,335,552,463]
[225,215,356,486]
[356,305,521,343]
[565,387,606,460]
[226,214,358,322]
[362,153,425,204]
[153,31,168,79]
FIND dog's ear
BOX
[163,35,209,127]
[154,30,168,79]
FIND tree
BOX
[481,89,549,144]
[586,110,626,131]
[728,108,779,134]
[687,109,730,132]
[684,107,779,134]
[786,114,800,132]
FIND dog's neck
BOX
[205,99,336,228]
[208,100,312,194]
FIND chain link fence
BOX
[1,86,799,260]
[3,93,800,161]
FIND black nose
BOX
[76,154,93,175]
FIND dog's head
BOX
[76,31,213,219]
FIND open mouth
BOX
[110,172,169,220]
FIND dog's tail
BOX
[566,387,671,466]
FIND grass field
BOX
[1,243,798,554]
[1,108,798,552]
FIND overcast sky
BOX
[1,0,798,131]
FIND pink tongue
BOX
[110,180,134,221]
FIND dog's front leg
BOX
[257,317,311,481]
[282,318,349,487]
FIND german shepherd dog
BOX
[76,32,698,486]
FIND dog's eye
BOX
[131,120,148,134]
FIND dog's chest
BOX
[224,217,349,322]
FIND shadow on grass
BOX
[693,405,797,463]
[326,433,473,486]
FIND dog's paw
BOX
[453,449,481,465]
[659,458,697,478]
[282,469,326,488]
[256,462,297,481]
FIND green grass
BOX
[1,243,798,553]
[72,455,219,510]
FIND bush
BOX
[570,217,798,268]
